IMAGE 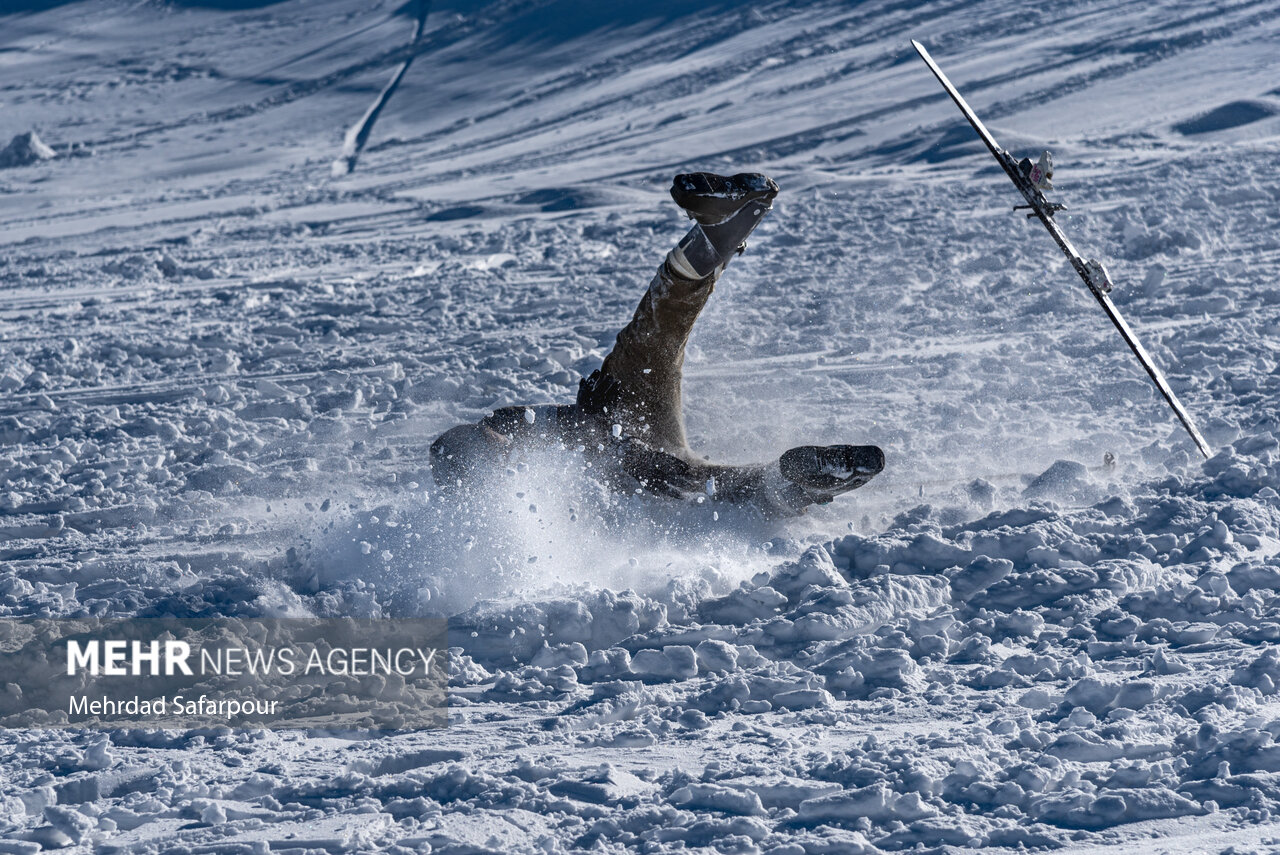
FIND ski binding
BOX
[1085,259,1113,294]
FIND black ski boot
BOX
[779,445,884,505]
[667,172,778,280]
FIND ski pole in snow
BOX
[911,40,1211,459]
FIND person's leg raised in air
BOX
[577,172,779,456]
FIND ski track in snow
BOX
[331,0,431,177]
[1,0,1280,851]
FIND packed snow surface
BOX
[2,0,1280,852]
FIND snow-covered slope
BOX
[2,0,1279,851]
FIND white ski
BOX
[911,40,1211,459]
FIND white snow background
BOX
[2,0,1280,851]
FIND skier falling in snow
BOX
[430,173,884,516]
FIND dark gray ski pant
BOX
[431,260,798,513]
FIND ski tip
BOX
[911,40,937,66]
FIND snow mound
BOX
[1174,99,1280,135]
[0,131,55,168]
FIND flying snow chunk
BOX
[0,131,56,168]
[1143,265,1168,297]
[524,408,536,424]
